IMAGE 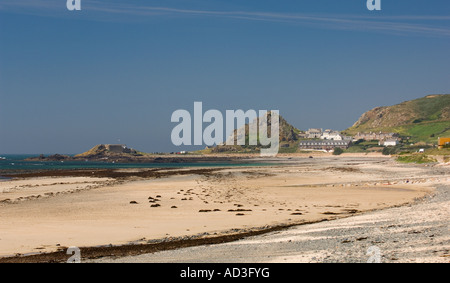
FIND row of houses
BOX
[298,140,352,151]
[302,129,399,141]
[353,132,400,142]
[298,129,402,151]
[300,128,353,141]
[302,129,400,141]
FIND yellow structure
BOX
[438,137,450,149]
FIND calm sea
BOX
[0,154,270,173]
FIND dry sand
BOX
[104,184,448,263]
[0,156,447,262]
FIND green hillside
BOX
[345,94,450,143]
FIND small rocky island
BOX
[25,144,248,163]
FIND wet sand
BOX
[0,155,447,262]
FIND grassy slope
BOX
[75,145,106,157]
[345,94,450,143]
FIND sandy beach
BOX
[0,155,448,262]
[99,184,448,263]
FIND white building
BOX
[306,128,323,139]
[379,139,399,147]
[321,130,343,140]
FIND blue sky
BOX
[1,0,450,154]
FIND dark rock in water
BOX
[40,154,72,161]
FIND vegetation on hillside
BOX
[210,113,304,154]
[197,94,450,155]
[345,94,450,143]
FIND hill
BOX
[345,94,450,143]
[74,144,142,158]
[204,112,303,154]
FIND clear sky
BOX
[1,0,449,154]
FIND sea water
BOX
[0,154,271,172]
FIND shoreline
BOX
[0,220,331,263]
[95,184,447,264]
[0,186,436,263]
[0,156,447,263]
